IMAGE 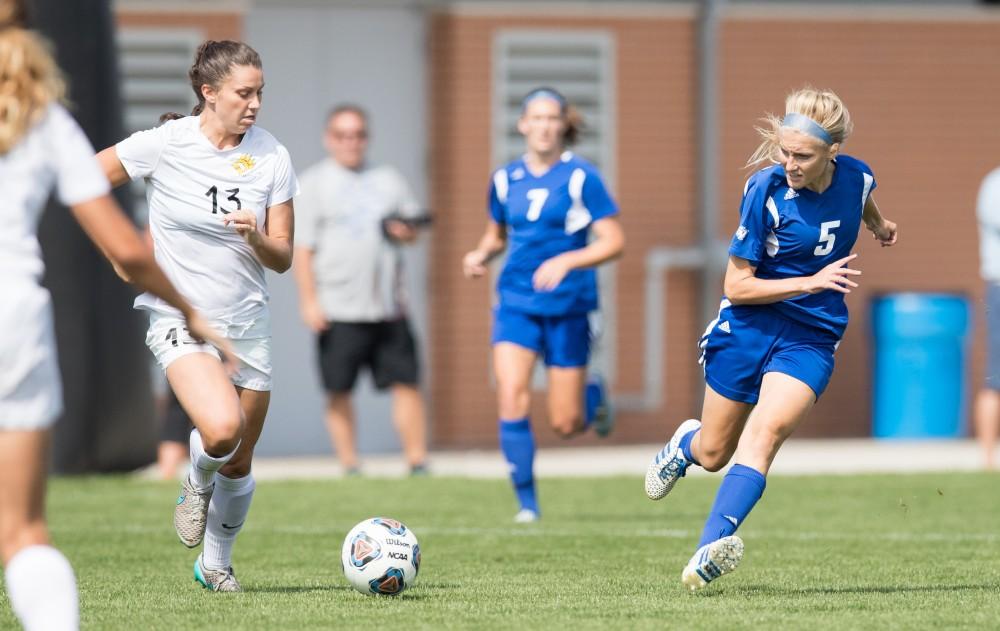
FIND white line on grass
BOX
[60,523,1000,543]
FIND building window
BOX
[117,28,201,223]
[492,29,616,186]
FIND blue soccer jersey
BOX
[487,151,619,315]
[727,154,877,337]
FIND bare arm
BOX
[95,146,132,189]
[723,254,861,306]
[532,216,626,291]
[292,246,327,332]
[224,199,294,273]
[91,147,137,280]
[862,195,898,247]
[462,220,508,279]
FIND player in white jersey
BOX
[97,40,297,592]
[0,5,230,629]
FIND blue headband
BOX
[781,113,833,145]
[521,88,567,112]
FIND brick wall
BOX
[113,5,998,448]
[116,11,242,41]
[429,11,701,449]
[428,7,1000,447]
[720,14,1000,436]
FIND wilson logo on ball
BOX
[350,532,382,568]
[342,517,419,597]
[373,517,407,535]
[368,568,405,595]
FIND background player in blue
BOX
[643,87,898,590]
[462,87,625,523]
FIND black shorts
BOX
[317,319,420,393]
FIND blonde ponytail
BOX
[0,26,65,154]
[746,87,853,169]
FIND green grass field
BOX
[2,472,998,630]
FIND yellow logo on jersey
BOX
[232,154,256,175]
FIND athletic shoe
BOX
[194,554,242,592]
[409,463,430,477]
[514,508,539,523]
[681,535,744,592]
[644,419,701,500]
[174,475,213,548]
[587,375,615,438]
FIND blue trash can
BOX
[871,293,970,438]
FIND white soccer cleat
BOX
[681,535,744,592]
[644,419,701,500]
[174,476,213,548]
[194,554,242,592]
[513,509,539,523]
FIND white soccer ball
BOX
[341,517,420,596]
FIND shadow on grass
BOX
[405,582,463,590]
[706,583,998,598]
[246,581,461,596]
[246,585,350,594]
[571,510,705,523]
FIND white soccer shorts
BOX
[146,311,272,391]
[0,285,63,430]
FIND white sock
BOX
[4,545,78,631]
[188,429,239,491]
[203,472,255,570]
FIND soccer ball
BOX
[341,517,420,596]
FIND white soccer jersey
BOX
[1,102,110,284]
[116,116,298,326]
[1,102,110,429]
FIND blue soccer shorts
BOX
[698,300,840,404]
[491,305,590,368]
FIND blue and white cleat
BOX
[194,554,242,592]
[644,419,701,500]
[681,536,744,592]
[587,375,615,438]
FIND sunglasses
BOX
[330,130,368,141]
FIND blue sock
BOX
[679,428,701,466]
[583,377,603,429]
[697,464,766,548]
[499,418,538,514]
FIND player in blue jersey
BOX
[463,87,625,522]
[643,87,898,590]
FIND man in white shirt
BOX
[294,105,428,474]
[976,167,1000,468]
